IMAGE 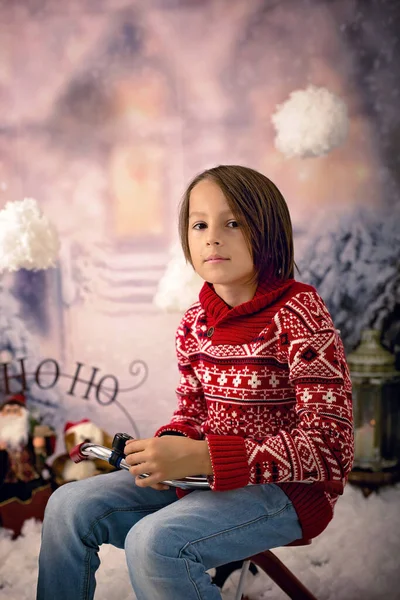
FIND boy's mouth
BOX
[205,254,229,263]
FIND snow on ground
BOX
[0,482,399,600]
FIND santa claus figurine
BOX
[0,393,54,505]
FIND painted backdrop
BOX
[0,0,399,441]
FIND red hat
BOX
[0,393,26,410]
[64,418,91,434]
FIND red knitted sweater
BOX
[155,277,354,539]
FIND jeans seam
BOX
[80,504,172,544]
[79,504,174,600]
[183,557,203,600]
[82,547,91,600]
[178,501,294,557]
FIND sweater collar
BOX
[199,275,295,327]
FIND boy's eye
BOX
[192,222,207,230]
[191,220,239,230]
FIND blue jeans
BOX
[36,470,302,600]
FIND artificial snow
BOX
[271,86,349,159]
[0,483,399,599]
[0,198,59,273]
[153,242,203,312]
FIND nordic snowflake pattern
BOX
[157,291,354,493]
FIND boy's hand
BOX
[124,436,212,488]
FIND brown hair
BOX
[178,165,296,281]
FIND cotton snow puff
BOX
[271,85,349,158]
[153,243,203,312]
[0,198,60,272]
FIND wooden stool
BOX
[235,538,317,600]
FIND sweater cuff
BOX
[154,423,202,440]
[206,434,250,491]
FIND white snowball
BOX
[0,198,60,272]
[153,243,203,312]
[271,85,349,158]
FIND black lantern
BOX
[348,329,400,494]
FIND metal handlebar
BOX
[69,436,210,490]
[69,432,318,492]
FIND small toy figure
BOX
[51,418,115,486]
[0,392,56,537]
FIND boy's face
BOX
[188,179,255,288]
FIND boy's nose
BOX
[206,227,222,246]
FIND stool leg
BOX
[250,551,318,600]
[234,559,251,600]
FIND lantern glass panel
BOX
[381,380,400,464]
[353,380,399,470]
[353,383,381,468]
